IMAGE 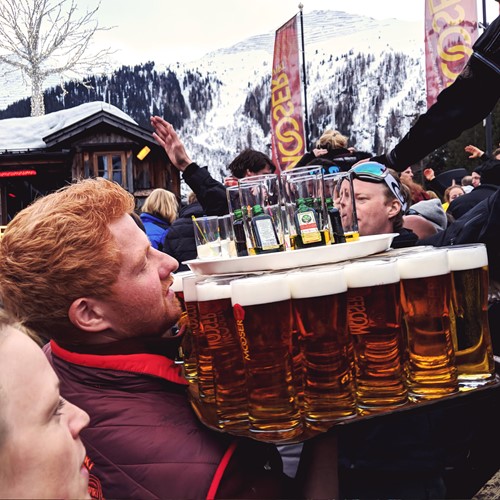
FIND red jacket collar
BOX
[50,340,188,386]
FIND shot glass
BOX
[192,215,221,260]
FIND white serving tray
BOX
[184,233,398,276]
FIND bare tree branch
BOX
[0,0,115,115]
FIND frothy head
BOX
[196,281,231,301]
[288,267,347,298]
[171,271,194,293]
[397,249,449,279]
[231,274,290,306]
[447,244,488,271]
[182,275,204,302]
[345,259,399,288]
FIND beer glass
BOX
[345,258,408,413]
[181,274,204,387]
[447,244,495,387]
[398,249,459,401]
[288,266,356,431]
[281,166,328,249]
[196,278,248,430]
[171,270,194,313]
[326,173,359,242]
[230,274,302,441]
[238,174,286,254]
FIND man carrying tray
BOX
[0,178,337,499]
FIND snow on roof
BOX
[0,102,136,151]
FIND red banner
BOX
[271,15,305,172]
[425,0,478,108]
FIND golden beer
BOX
[182,275,210,396]
[398,249,458,401]
[447,244,495,387]
[231,275,302,441]
[345,259,408,413]
[196,280,248,430]
[288,267,356,431]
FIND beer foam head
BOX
[196,281,232,301]
[171,271,194,293]
[345,259,399,287]
[397,248,449,279]
[288,267,347,298]
[447,244,488,271]
[183,275,205,302]
[231,274,290,306]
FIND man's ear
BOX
[68,298,112,332]
[387,199,402,219]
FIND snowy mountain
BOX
[0,10,426,186]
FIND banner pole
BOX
[298,3,310,150]
[482,0,493,155]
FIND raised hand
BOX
[150,116,192,171]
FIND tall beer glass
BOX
[231,274,302,441]
[196,279,248,430]
[288,267,356,431]
[171,271,194,313]
[398,249,459,400]
[181,274,206,390]
[345,258,408,413]
[447,244,495,387]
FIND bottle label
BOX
[297,210,322,244]
[254,218,279,250]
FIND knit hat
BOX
[408,199,447,231]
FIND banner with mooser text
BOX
[425,0,478,108]
[271,15,305,172]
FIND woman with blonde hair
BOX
[294,128,370,171]
[140,188,178,251]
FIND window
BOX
[92,152,127,187]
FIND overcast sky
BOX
[83,0,499,66]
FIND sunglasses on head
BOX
[350,162,408,211]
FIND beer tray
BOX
[184,233,398,276]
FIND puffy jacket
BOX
[163,201,204,272]
[45,340,289,500]
[140,213,171,251]
[447,184,499,220]
[182,163,229,216]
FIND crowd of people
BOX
[0,11,499,500]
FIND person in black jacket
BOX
[294,128,370,171]
[372,14,500,172]
[163,192,203,272]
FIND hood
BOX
[409,198,447,231]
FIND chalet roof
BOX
[0,102,154,152]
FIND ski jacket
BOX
[45,340,289,500]
[140,212,171,251]
[163,201,204,272]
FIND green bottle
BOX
[232,209,248,257]
[293,197,325,248]
[250,204,282,253]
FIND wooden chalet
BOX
[0,102,179,225]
